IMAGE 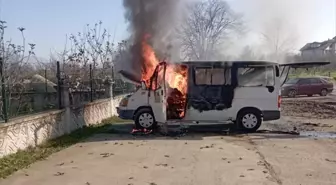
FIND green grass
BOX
[289,71,336,80]
[0,116,129,179]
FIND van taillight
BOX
[278,95,281,108]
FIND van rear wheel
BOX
[134,108,157,129]
[236,109,262,133]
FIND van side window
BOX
[195,68,211,85]
[195,68,231,85]
[212,68,225,85]
[238,66,274,87]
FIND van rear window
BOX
[238,66,274,87]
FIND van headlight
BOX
[119,98,129,107]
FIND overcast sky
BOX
[1,0,335,58]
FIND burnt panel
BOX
[186,64,238,112]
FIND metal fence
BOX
[0,58,135,122]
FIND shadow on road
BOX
[83,123,303,143]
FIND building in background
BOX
[300,37,336,62]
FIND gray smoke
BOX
[116,0,183,82]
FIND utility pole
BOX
[0,57,8,122]
[56,61,62,109]
[89,64,93,102]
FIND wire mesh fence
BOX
[0,58,136,122]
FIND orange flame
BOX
[141,38,159,87]
[141,37,188,118]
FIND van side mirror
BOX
[141,81,146,90]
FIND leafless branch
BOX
[178,0,244,60]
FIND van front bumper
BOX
[262,110,280,121]
[116,107,135,120]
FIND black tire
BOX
[236,109,262,133]
[134,108,157,129]
[288,90,297,98]
[320,89,328,96]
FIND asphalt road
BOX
[1,124,336,185]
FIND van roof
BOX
[176,61,278,67]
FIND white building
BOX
[300,37,336,61]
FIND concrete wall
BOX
[0,95,126,158]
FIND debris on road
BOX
[325,158,336,163]
[54,172,65,176]
[56,162,64,166]
[100,153,114,158]
[131,128,153,135]
[155,163,168,167]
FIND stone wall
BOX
[0,95,127,158]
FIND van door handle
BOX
[161,90,163,95]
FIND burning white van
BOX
[117,60,328,132]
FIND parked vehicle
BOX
[281,77,334,98]
[117,61,330,133]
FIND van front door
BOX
[149,62,167,124]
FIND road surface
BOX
[1,124,336,185]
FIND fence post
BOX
[111,66,115,98]
[89,64,93,102]
[45,68,48,93]
[56,61,62,109]
[0,57,8,122]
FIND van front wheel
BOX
[236,109,262,133]
[134,108,157,129]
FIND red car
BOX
[281,77,334,98]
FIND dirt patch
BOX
[282,100,336,119]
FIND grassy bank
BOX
[0,116,129,179]
[289,71,336,80]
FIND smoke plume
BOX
[228,0,333,62]
[116,0,183,82]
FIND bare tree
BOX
[52,21,116,90]
[179,0,243,60]
[260,17,298,63]
[0,21,36,88]
[0,20,37,118]
[237,45,267,61]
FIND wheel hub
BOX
[139,113,154,128]
[242,114,258,128]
